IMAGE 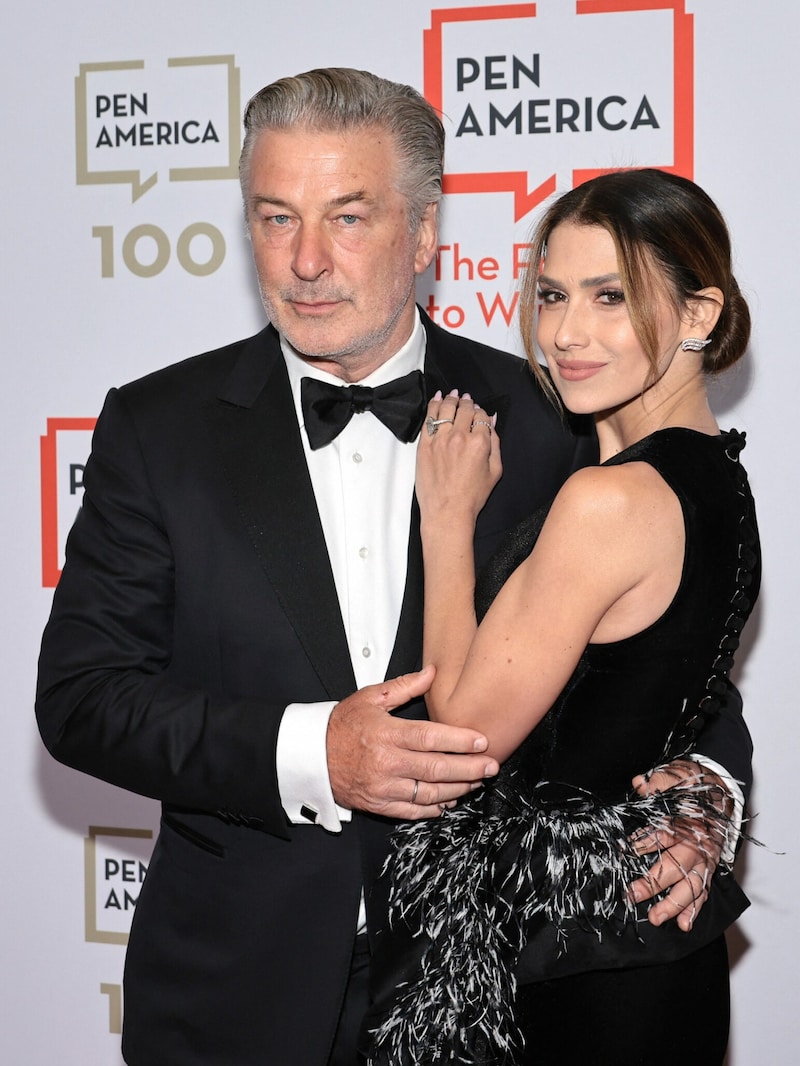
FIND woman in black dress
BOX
[366,169,759,1065]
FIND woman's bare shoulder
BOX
[547,460,678,532]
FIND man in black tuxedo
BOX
[36,69,750,1065]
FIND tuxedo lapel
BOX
[382,342,447,682]
[386,313,517,681]
[205,329,356,700]
[385,314,509,682]
[384,496,422,682]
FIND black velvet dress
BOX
[365,428,760,1066]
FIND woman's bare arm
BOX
[418,396,684,762]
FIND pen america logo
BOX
[40,418,96,587]
[84,826,153,944]
[84,826,155,1035]
[75,54,240,201]
[423,0,695,220]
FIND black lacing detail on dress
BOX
[671,430,758,752]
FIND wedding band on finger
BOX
[425,416,455,437]
[471,419,493,431]
[411,779,420,804]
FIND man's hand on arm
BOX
[327,665,498,820]
[627,758,735,931]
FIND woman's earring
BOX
[680,337,711,352]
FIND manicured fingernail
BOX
[433,389,442,401]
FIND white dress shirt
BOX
[276,313,425,834]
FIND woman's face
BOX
[535,221,683,417]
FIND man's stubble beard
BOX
[258,275,417,371]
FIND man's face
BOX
[245,126,438,381]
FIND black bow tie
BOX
[300,370,427,450]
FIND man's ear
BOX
[414,202,439,275]
[681,286,724,340]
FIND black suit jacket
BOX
[36,312,749,1065]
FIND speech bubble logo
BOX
[40,417,96,587]
[84,826,153,944]
[424,1,694,221]
[75,55,240,202]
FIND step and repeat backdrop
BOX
[3,1,796,1061]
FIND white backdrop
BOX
[2,1,797,1061]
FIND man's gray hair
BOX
[239,67,444,230]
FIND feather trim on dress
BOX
[367,771,735,1065]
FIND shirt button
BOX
[361,646,371,658]
[352,452,363,464]
[358,546,369,559]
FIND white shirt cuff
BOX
[691,753,744,865]
[276,702,353,833]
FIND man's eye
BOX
[339,214,359,225]
[270,214,290,225]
